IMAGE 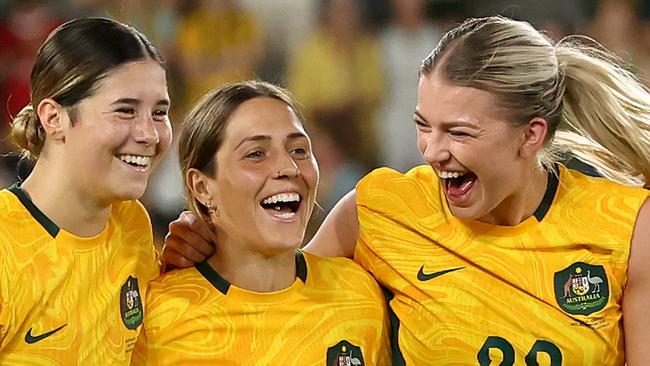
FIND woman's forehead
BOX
[417,75,508,124]
[223,98,307,143]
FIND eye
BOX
[290,147,310,159]
[152,109,168,121]
[449,130,470,137]
[116,107,136,117]
[415,119,431,132]
[245,150,265,160]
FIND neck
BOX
[479,165,550,226]
[206,241,297,293]
[21,161,112,237]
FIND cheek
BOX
[415,131,427,155]
[219,169,266,201]
[157,121,173,153]
[304,159,320,188]
[215,176,251,214]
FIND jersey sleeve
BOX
[354,168,392,275]
[362,269,392,365]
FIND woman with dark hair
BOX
[0,17,172,364]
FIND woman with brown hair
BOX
[134,81,389,365]
[0,17,172,364]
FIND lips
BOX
[436,169,477,203]
[116,154,152,171]
[259,191,302,220]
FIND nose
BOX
[273,153,300,178]
[420,131,450,165]
[133,114,160,145]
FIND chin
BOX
[448,204,481,222]
[267,235,304,253]
[115,185,148,201]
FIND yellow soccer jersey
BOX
[355,164,649,366]
[133,250,391,365]
[0,184,160,365]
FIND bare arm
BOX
[304,190,359,258]
[624,197,650,365]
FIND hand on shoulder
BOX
[162,211,215,271]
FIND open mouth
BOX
[438,170,477,199]
[260,192,301,219]
[116,154,151,170]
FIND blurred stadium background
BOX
[1,0,647,244]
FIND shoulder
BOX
[113,200,150,222]
[143,267,217,329]
[110,200,153,241]
[0,190,11,270]
[109,200,159,281]
[553,166,649,254]
[356,165,441,212]
[147,267,201,297]
[146,267,216,306]
[558,166,649,210]
[0,189,17,240]
[302,251,383,300]
[0,188,24,223]
[0,188,51,268]
[357,165,437,192]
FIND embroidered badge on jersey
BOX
[554,262,609,316]
[326,340,364,366]
[120,275,144,329]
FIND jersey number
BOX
[477,336,562,365]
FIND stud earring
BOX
[204,200,219,217]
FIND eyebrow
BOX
[414,110,480,129]
[110,98,170,106]
[235,132,308,150]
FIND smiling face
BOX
[415,72,533,223]
[60,59,172,203]
[202,96,319,256]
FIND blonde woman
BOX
[166,16,650,365]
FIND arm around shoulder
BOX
[623,197,650,365]
[304,190,359,259]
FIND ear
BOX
[519,117,549,158]
[186,168,215,207]
[36,98,67,141]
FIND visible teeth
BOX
[118,154,151,167]
[276,212,296,219]
[262,192,300,205]
[437,170,465,179]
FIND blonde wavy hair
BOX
[420,16,650,188]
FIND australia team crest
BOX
[554,262,609,316]
[327,340,364,366]
[120,275,143,330]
